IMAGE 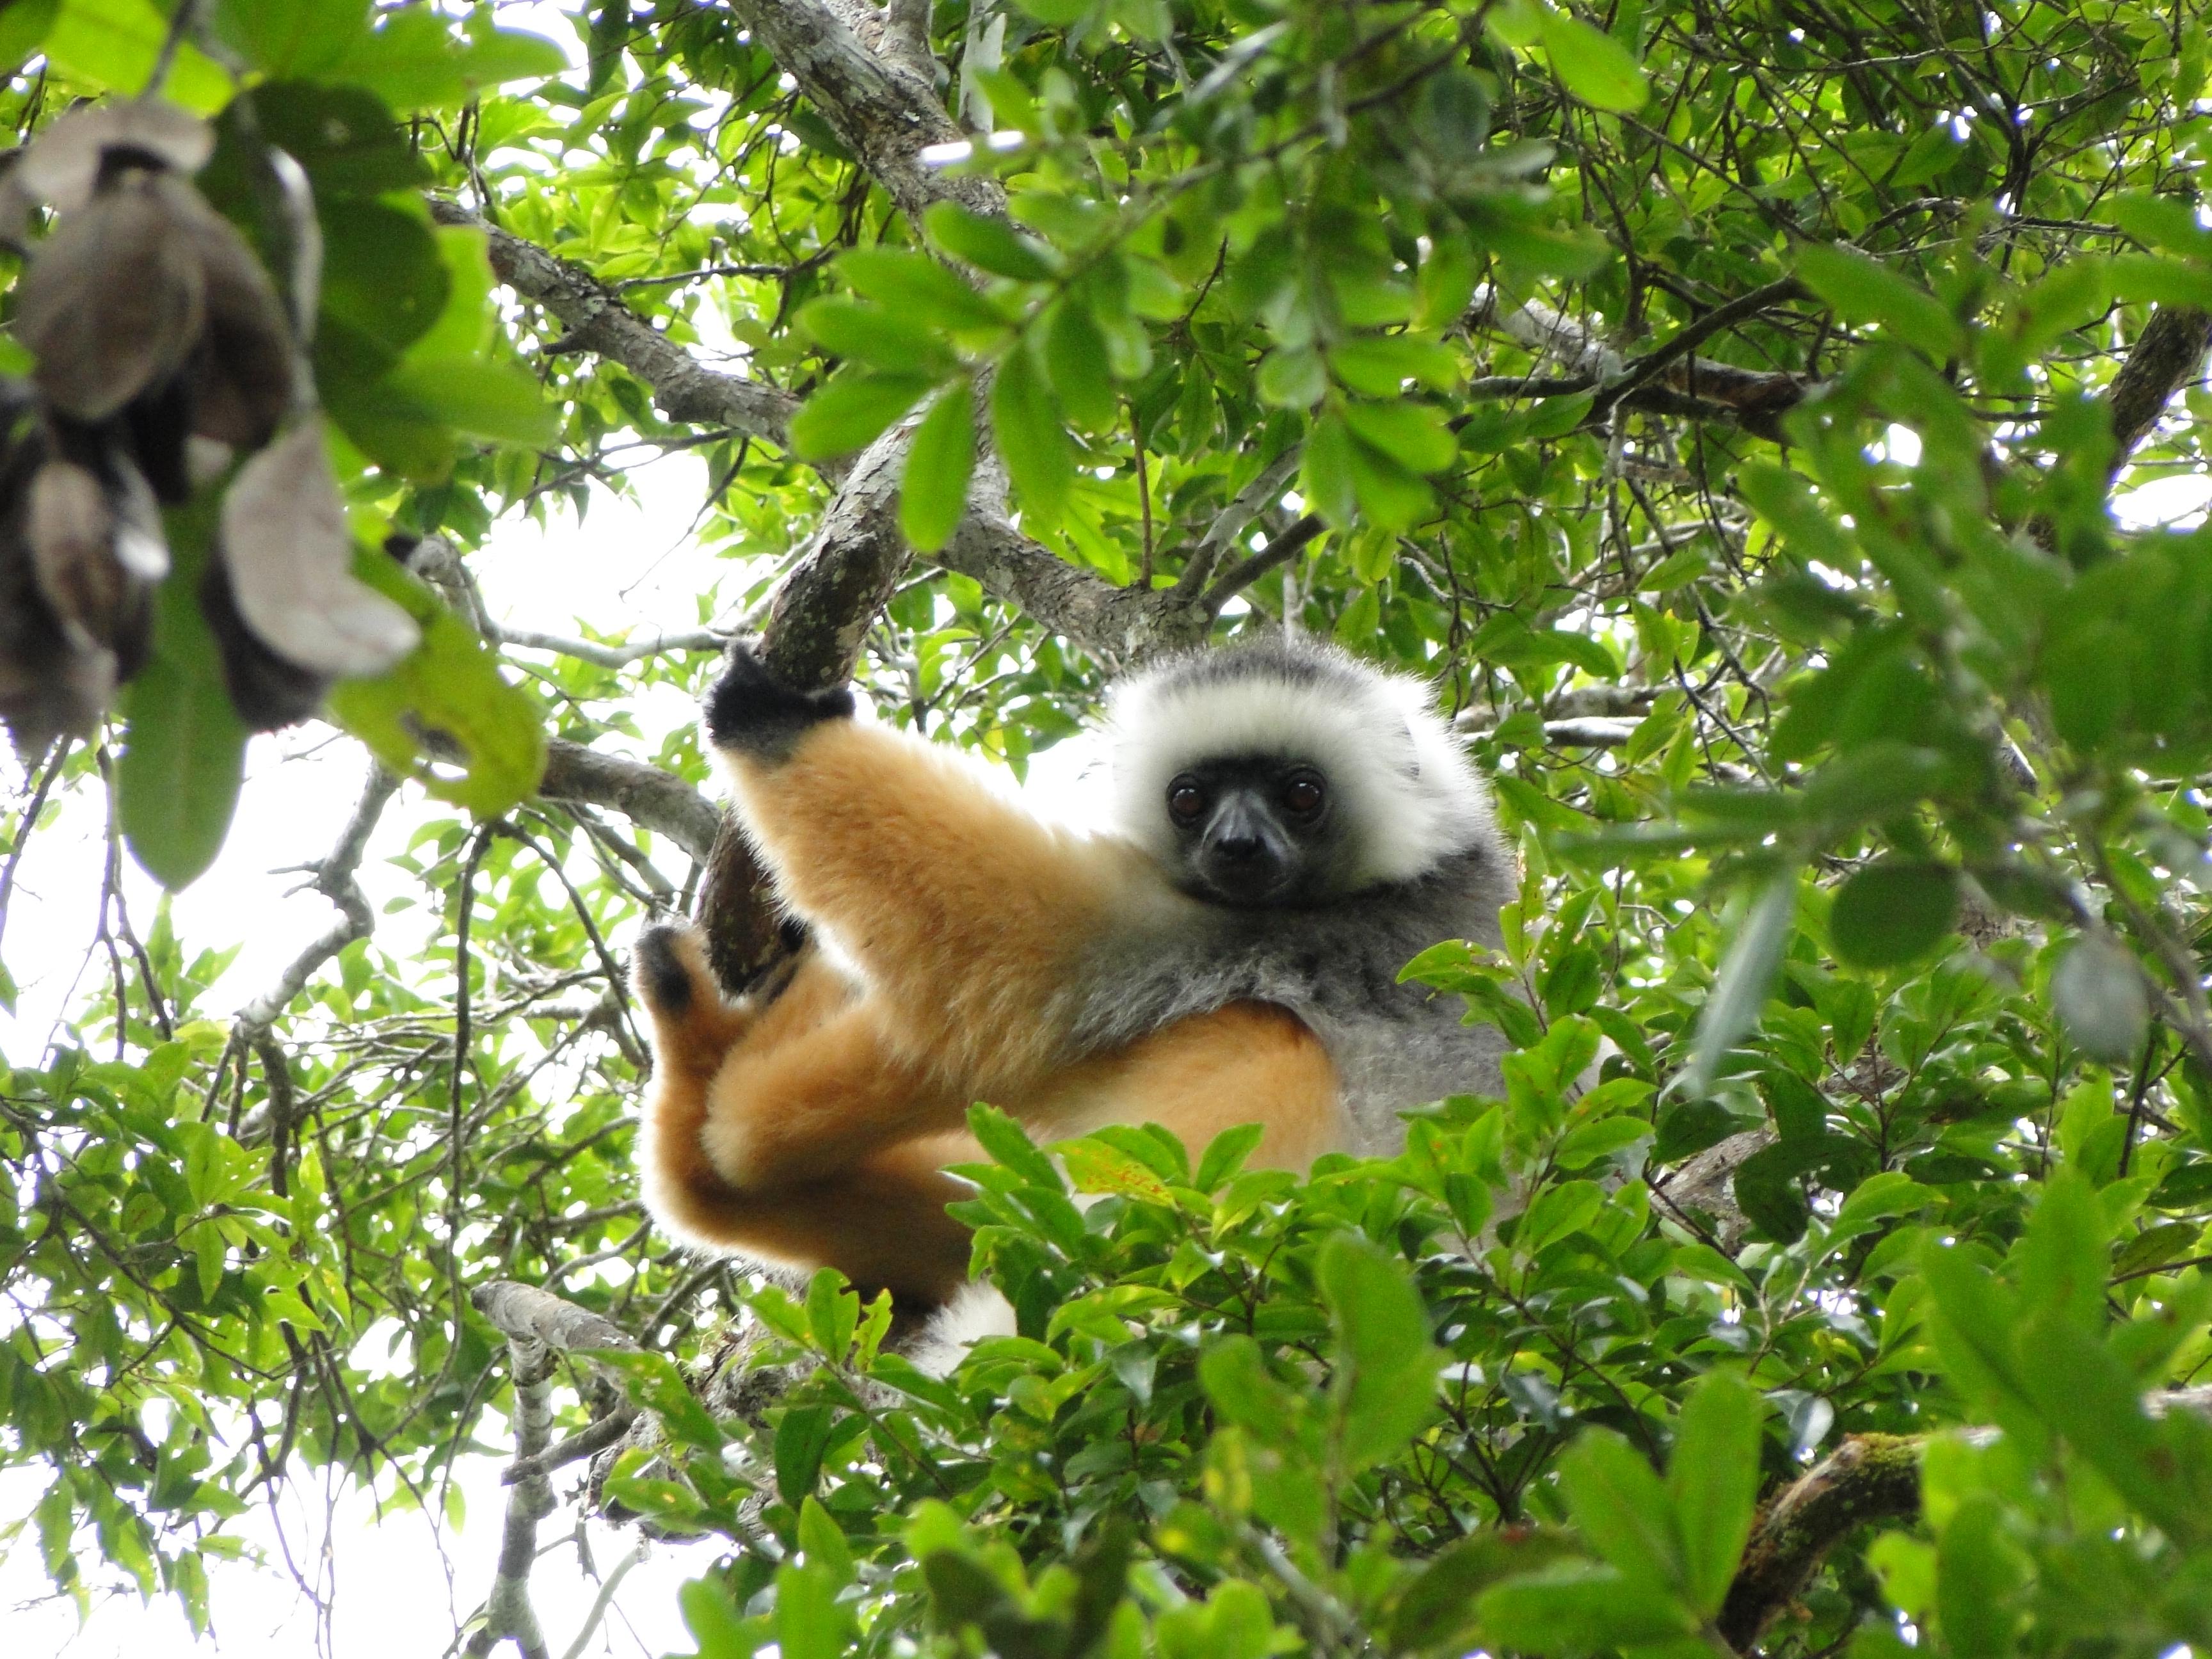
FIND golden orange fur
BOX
[634,720,1345,1304]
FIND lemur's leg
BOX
[1043,1001,1345,1173]
[701,645,1148,1084]
[636,920,982,1295]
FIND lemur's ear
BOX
[703,640,856,761]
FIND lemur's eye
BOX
[1279,773,1326,816]
[1167,780,1207,824]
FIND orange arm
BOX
[705,646,1142,1084]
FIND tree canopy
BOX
[8,0,2212,1655]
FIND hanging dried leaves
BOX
[0,95,420,757]
[219,418,419,679]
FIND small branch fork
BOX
[466,1282,643,1659]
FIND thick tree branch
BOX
[535,740,720,865]
[1717,1433,1923,1652]
[942,507,1210,662]
[467,1329,557,1659]
[2104,305,2212,473]
[472,1280,641,1363]
[1200,515,1324,613]
[721,0,1002,228]
[428,200,801,444]
[1717,1388,2212,1651]
[1586,278,1809,424]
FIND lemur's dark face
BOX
[1163,753,1349,906]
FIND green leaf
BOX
[1328,335,1460,395]
[1301,413,1358,528]
[774,1403,835,1506]
[1057,1137,1176,1203]
[1795,243,1963,360]
[2013,1313,2208,1546]
[1341,401,1458,474]
[839,249,1011,333]
[800,300,955,376]
[192,1224,225,1303]
[317,200,451,364]
[331,11,562,111]
[1669,1372,1763,1616]
[1557,1429,1685,1598]
[593,1350,726,1450]
[990,347,1074,527]
[1013,0,1093,24]
[774,1559,846,1659]
[2051,936,2149,1064]
[1518,1180,1605,1254]
[1193,1123,1265,1192]
[1045,302,1119,429]
[1536,8,1649,112]
[926,201,1058,282]
[119,537,248,892]
[966,1103,1064,1191]
[1199,1336,1302,1442]
[1256,346,1327,410]
[45,0,233,109]
[804,1269,860,1363]
[1388,1528,1582,1651]
[0,0,59,74]
[1317,1233,1444,1469]
[900,382,977,553]
[1829,860,1959,968]
[1682,871,1799,1097]
[788,369,934,461]
[677,1578,752,1659]
[1934,1494,2026,1659]
[1919,1240,2033,1420]
[1479,1564,1699,1646]
[1347,440,1436,531]
[796,1496,855,1587]
[381,358,557,446]
[325,552,546,815]
[2016,1169,2108,1331]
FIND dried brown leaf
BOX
[26,456,163,673]
[188,211,296,449]
[19,176,207,421]
[219,420,419,677]
[199,551,330,731]
[16,99,214,214]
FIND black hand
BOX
[703,641,856,760]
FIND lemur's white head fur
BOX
[1103,636,1496,890]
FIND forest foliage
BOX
[6,0,2212,1655]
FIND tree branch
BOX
[1717,1432,1923,1653]
[232,761,399,1038]
[1716,1387,2212,1651]
[494,624,728,670]
[534,740,721,865]
[1200,514,1324,613]
[472,1280,641,1363]
[2103,304,2212,473]
[428,201,801,445]
[721,0,1000,228]
[1469,284,1813,438]
[466,1330,557,1659]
